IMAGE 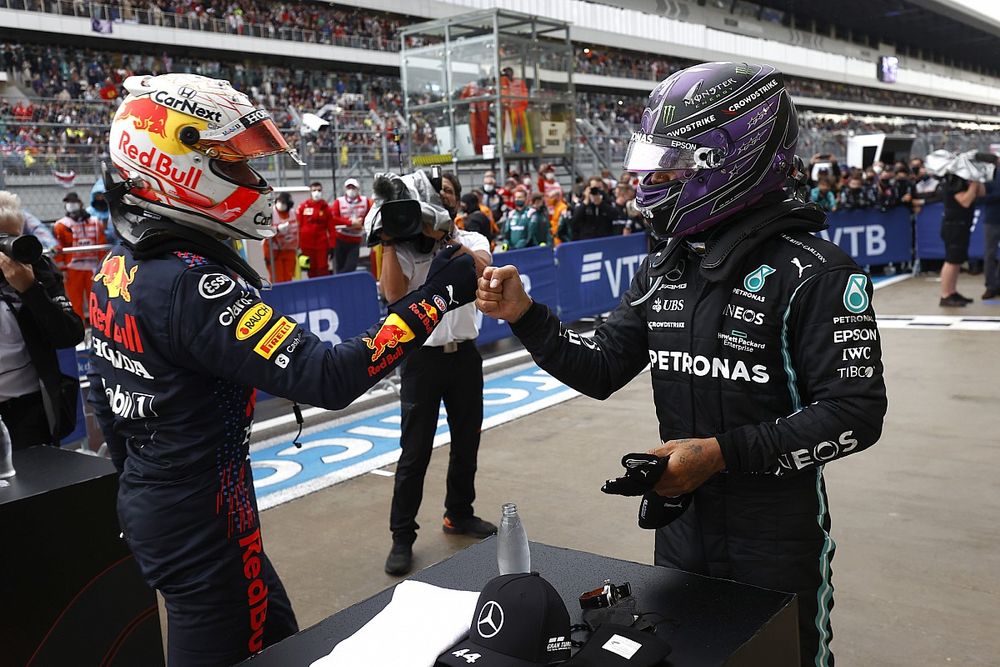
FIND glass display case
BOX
[400,9,575,176]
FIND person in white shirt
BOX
[378,172,495,576]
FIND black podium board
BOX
[0,447,164,667]
[243,540,799,666]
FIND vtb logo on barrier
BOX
[580,251,646,297]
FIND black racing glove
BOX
[601,453,668,496]
[420,243,476,309]
[601,453,691,529]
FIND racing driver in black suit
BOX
[477,62,887,666]
[87,73,476,666]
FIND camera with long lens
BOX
[0,234,43,264]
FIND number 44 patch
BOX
[451,648,482,663]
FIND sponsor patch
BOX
[432,294,448,312]
[94,255,138,302]
[253,317,295,359]
[362,314,415,362]
[198,273,236,300]
[843,274,870,314]
[743,264,776,293]
[236,304,273,341]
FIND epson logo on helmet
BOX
[152,90,223,123]
[670,139,698,152]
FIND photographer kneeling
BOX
[0,191,85,449]
[368,170,495,576]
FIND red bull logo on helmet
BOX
[117,97,169,138]
[94,254,138,302]
[363,314,415,362]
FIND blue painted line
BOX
[251,362,578,510]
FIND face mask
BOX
[872,165,883,175]
[65,202,81,214]
[544,172,555,181]
[310,190,322,201]
[483,183,494,193]
[91,199,109,212]
[275,202,288,212]
[346,188,359,200]
[522,178,531,186]
[514,200,525,208]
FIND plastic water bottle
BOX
[497,503,530,574]
[0,417,15,479]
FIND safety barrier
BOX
[58,203,996,435]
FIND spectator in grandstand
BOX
[839,174,876,210]
[265,191,299,283]
[980,166,1000,300]
[892,166,919,214]
[296,181,336,277]
[0,190,84,450]
[612,183,637,234]
[939,174,986,306]
[537,163,562,201]
[874,169,899,211]
[330,178,370,273]
[53,191,107,321]
[570,178,618,240]
[379,171,493,577]
[810,177,838,212]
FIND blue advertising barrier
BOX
[555,234,649,321]
[57,347,87,444]
[915,201,986,260]
[817,206,912,265]
[477,245,559,345]
[261,271,381,347]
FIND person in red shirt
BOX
[295,181,335,277]
[329,178,371,274]
[264,191,299,283]
[53,191,107,321]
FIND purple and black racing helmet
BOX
[625,62,799,239]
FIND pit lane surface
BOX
[244,272,999,666]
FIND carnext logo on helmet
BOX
[152,90,223,123]
[724,77,781,115]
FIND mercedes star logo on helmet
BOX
[477,600,504,638]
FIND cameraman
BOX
[376,172,495,577]
[571,177,618,240]
[0,191,84,449]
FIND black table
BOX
[0,446,163,667]
[243,540,798,666]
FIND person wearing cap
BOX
[477,61,887,667]
[296,181,336,277]
[53,191,107,321]
[265,191,299,283]
[330,178,371,274]
[547,188,571,245]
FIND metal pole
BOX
[493,10,505,180]
[300,133,310,185]
[332,114,338,193]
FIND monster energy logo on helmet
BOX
[662,104,676,125]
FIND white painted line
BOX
[368,469,395,477]
[257,385,582,511]
[877,315,1000,331]
[872,274,911,290]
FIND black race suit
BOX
[510,202,887,667]
[87,244,459,666]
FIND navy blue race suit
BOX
[87,243,467,667]
[510,201,887,666]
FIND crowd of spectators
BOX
[804,154,936,215]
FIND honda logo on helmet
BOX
[177,86,196,99]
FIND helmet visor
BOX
[623,133,725,173]
[196,109,304,165]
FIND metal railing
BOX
[2,0,405,52]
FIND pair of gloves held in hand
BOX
[602,454,692,529]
